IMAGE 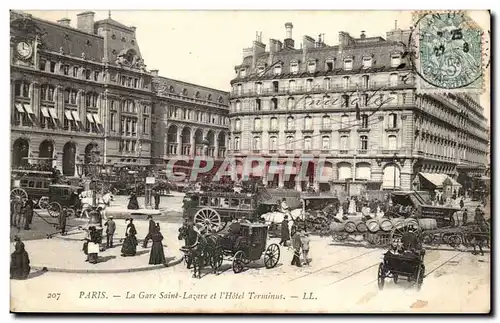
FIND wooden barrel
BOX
[418,218,438,231]
[366,219,380,233]
[344,221,357,233]
[329,222,345,232]
[356,221,368,233]
[379,219,393,232]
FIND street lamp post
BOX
[393,153,397,190]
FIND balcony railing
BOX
[167,143,178,155]
[229,80,415,98]
[181,144,191,156]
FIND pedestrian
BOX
[149,223,166,265]
[459,197,464,210]
[279,215,290,246]
[291,229,302,267]
[127,192,139,210]
[10,236,30,280]
[104,215,116,248]
[154,189,161,210]
[23,199,34,230]
[280,198,289,215]
[462,209,468,226]
[11,197,23,230]
[86,226,100,264]
[143,215,156,248]
[59,207,67,235]
[121,218,138,257]
[301,231,310,266]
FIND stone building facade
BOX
[10,10,229,177]
[228,23,489,192]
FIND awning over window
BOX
[23,104,34,114]
[71,111,81,122]
[41,107,50,118]
[15,103,24,113]
[92,113,101,124]
[65,110,73,120]
[86,113,95,123]
[418,172,457,189]
[48,108,58,119]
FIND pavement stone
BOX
[12,221,184,274]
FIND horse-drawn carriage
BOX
[182,191,273,233]
[179,222,280,277]
[377,222,426,291]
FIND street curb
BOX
[30,254,184,274]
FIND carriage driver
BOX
[225,216,242,249]
[400,225,422,255]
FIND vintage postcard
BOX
[9,9,491,313]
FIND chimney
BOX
[268,39,282,66]
[284,22,295,49]
[150,69,159,76]
[360,30,366,39]
[76,11,95,34]
[57,17,71,27]
[252,33,266,69]
[302,35,315,66]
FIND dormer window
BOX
[274,64,282,75]
[362,56,372,69]
[391,54,401,67]
[169,85,175,93]
[325,59,334,72]
[240,69,246,77]
[257,66,265,75]
[307,61,316,73]
[290,62,299,74]
[344,58,353,71]
[182,88,188,96]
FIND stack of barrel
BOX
[330,217,438,236]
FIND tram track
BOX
[288,249,380,282]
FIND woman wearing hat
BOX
[121,218,138,257]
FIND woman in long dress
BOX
[149,223,166,265]
[127,193,139,210]
[86,226,100,264]
[121,218,138,257]
[10,237,30,280]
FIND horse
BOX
[464,219,490,256]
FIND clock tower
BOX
[10,11,43,68]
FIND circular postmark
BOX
[408,11,483,89]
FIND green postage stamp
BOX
[409,11,489,92]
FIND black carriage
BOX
[44,184,84,219]
[183,191,268,232]
[10,169,54,209]
[377,225,426,291]
[214,222,280,274]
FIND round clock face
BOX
[16,41,33,59]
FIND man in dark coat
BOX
[10,236,30,280]
[291,229,303,267]
[142,215,156,248]
[59,208,68,235]
[23,199,34,230]
[104,216,116,248]
[279,215,290,246]
[462,209,468,226]
[459,198,465,210]
[153,189,161,210]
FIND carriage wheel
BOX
[10,188,28,202]
[232,250,245,274]
[377,263,386,290]
[416,264,425,291]
[448,234,463,249]
[194,208,222,233]
[264,243,280,269]
[366,233,381,246]
[66,208,76,218]
[38,196,49,210]
[210,248,223,270]
[422,233,435,245]
[390,222,422,246]
[48,202,62,218]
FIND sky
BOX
[25,10,490,121]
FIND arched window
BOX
[288,80,296,92]
[383,164,400,188]
[218,96,224,103]
[341,115,349,128]
[340,135,349,150]
[253,136,261,151]
[287,116,294,130]
[234,137,240,150]
[195,91,200,98]
[86,92,99,108]
[322,115,330,128]
[255,82,262,94]
[40,84,55,102]
[306,79,313,91]
[235,100,241,112]
[207,94,212,101]
[342,76,350,89]
[304,116,312,129]
[287,97,295,109]
[338,163,352,180]
[356,163,371,180]
[235,118,241,131]
[182,88,188,96]
[122,99,135,112]
[389,73,399,87]
[169,85,175,93]
[271,98,278,110]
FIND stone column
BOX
[214,131,219,159]
[190,131,196,157]
[176,129,181,156]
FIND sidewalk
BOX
[12,222,184,274]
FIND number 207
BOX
[47,293,61,300]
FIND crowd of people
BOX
[10,196,34,231]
